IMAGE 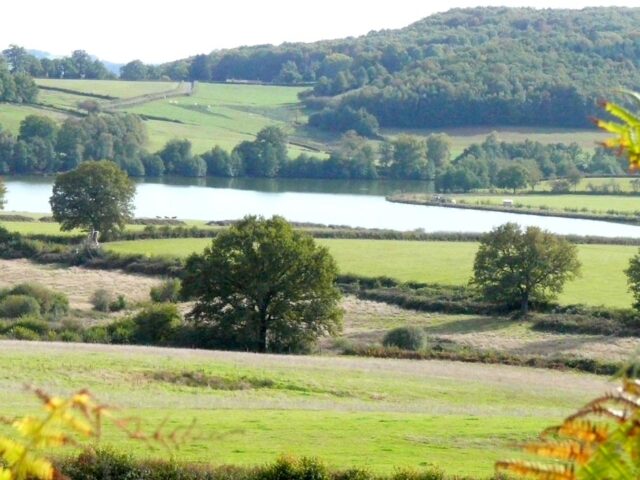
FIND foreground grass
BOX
[104,238,636,308]
[0,341,610,477]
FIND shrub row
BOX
[355,286,502,315]
[57,449,471,480]
[344,344,622,376]
[531,308,640,337]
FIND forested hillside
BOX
[144,7,640,131]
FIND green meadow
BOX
[36,78,182,98]
[454,194,640,215]
[104,238,637,308]
[0,341,611,477]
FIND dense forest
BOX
[120,7,640,131]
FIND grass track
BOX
[104,238,637,308]
[0,341,610,477]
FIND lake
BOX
[4,176,640,237]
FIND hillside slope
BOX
[156,7,640,130]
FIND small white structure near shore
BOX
[503,199,513,207]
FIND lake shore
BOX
[387,193,640,226]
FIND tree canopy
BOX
[49,161,136,237]
[471,223,581,314]
[181,216,343,353]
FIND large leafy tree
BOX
[49,161,136,237]
[182,216,343,353]
[472,223,580,314]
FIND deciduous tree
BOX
[472,223,580,314]
[182,216,342,353]
[49,161,136,238]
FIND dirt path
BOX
[0,259,161,310]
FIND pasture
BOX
[382,126,609,157]
[33,79,316,155]
[35,79,182,98]
[0,340,611,477]
[454,194,640,215]
[104,238,638,308]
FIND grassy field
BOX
[451,194,640,215]
[0,103,67,132]
[31,79,316,155]
[35,79,181,98]
[103,238,637,308]
[537,176,640,193]
[127,82,312,154]
[382,126,609,158]
[0,341,611,477]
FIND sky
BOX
[1,0,639,64]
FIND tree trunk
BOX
[258,310,268,353]
[520,292,529,315]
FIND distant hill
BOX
[150,7,640,130]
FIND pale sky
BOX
[1,0,638,64]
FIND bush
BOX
[131,303,182,345]
[11,317,51,335]
[7,325,41,340]
[150,278,181,303]
[82,326,111,344]
[58,330,83,342]
[258,456,329,480]
[91,289,113,312]
[105,318,136,344]
[0,294,42,319]
[108,294,127,312]
[8,282,69,318]
[382,326,425,351]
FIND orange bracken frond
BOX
[497,375,640,479]
[496,460,575,480]
[524,441,594,464]
[542,420,610,444]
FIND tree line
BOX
[1,45,114,80]
[0,60,37,103]
[0,112,626,188]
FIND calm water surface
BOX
[4,176,640,237]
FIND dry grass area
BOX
[0,258,636,363]
[0,259,161,310]
[340,296,640,362]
